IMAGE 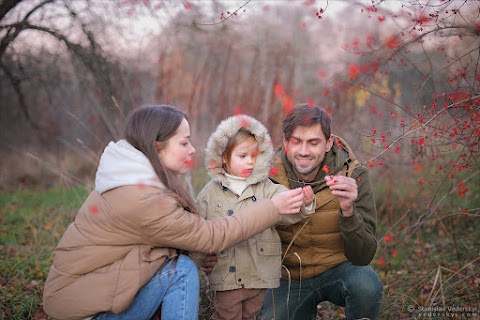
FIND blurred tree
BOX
[153,2,319,149]
[0,0,130,152]
[0,0,478,218]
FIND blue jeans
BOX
[93,254,200,320]
[260,261,383,320]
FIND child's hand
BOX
[271,188,304,215]
[201,254,217,274]
[302,185,314,207]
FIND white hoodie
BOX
[95,139,165,194]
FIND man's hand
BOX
[302,185,314,207]
[271,188,304,214]
[201,254,217,273]
[325,175,358,217]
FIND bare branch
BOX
[194,0,251,26]
[0,0,56,59]
[0,0,22,22]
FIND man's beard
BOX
[293,155,317,175]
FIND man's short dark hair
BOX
[282,104,332,140]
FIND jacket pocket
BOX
[256,241,282,256]
[209,249,231,285]
[256,241,282,280]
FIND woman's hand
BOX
[271,188,304,215]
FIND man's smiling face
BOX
[283,123,333,182]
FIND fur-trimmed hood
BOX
[205,115,274,186]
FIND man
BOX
[203,104,382,319]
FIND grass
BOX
[1,184,478,320]
[373,215,480,320]
[313,214,480,320]
[0,185,90,320]
[368,171,480,320]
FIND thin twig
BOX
[195,0,251,26]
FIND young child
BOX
[194,115,314,320]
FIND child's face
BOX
[226,137,258,177]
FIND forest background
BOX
[0,0,479,319]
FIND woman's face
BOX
[157,118,196,174]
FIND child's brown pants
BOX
[212,288,267,320]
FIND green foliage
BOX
[371,170,480,319]
[374,216,480,320]
[0,186,89,246]
[315,216,480,319]
[0,186,89,320]
[1,184,478,320]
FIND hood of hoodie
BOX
[205,115,274,186]
[95,139,165,194]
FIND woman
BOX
[42,105,304,320]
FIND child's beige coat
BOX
[194,115,310,291]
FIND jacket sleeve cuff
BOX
[340,208,362,232]
[300,198,316,216]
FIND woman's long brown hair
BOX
[124,105,196,212]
